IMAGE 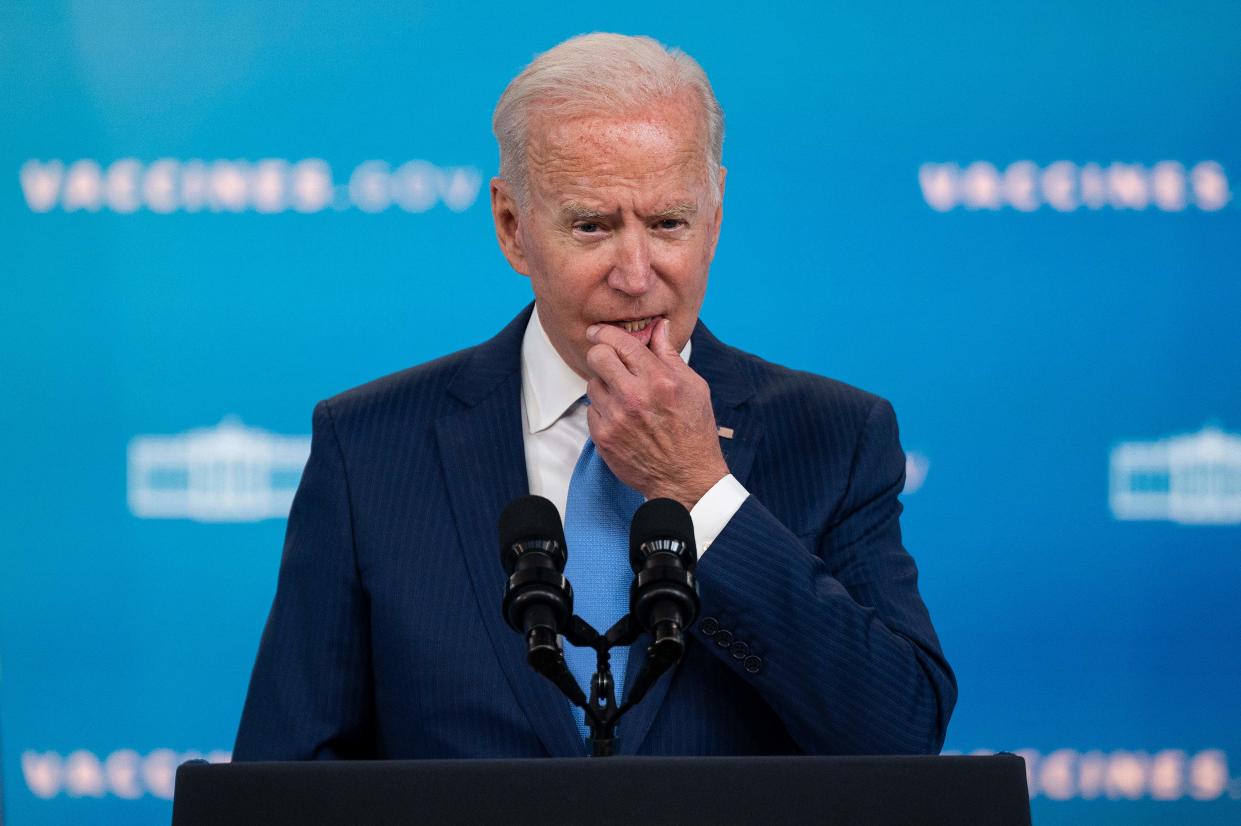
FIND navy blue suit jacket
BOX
[234,306,956,759]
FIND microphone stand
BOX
[536,612,680,757]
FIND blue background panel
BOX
[2,2,1239,823]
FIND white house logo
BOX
[920,160,1230,212]
[127,417,310,522]
[1110,425,1241,525]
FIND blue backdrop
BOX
[2,2,1239,823]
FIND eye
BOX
[657,218,685,230]
[575,222,601,233]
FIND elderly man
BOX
[234,33,955,760]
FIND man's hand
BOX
[584,318,730,509]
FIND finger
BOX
[587,323,659,375]
[585,379,618,428]
[585,402,613,449]
[650,317,683,365]
[585,376,618,409]
[585,377,607,404]
[585,343,638,392]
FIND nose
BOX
[606,229,655,296]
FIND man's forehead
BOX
[531,123,702,167]
[521,96,715,217]
[529,92,705,145]
[526,98,707,168]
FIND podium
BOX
[172,754,1031,825]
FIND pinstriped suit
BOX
[233,304,956,759]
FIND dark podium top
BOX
[173,754,1030,825]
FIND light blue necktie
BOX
[562,412,645,742]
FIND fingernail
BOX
[586,324,600,338]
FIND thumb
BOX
[651,317,681,361]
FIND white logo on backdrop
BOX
[22,748,230,801]
[127,417,310,522]
[1109,425,1241,525]
[903,451,930,494]
[18,158,483,214]
[949,748,1237,802]
[919,161,1230,212]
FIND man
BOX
[234,33,955,760]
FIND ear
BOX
[707,166,726,259]
[491,177,530,276]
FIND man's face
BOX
[491,95,724,378]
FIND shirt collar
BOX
[520,304,692,434]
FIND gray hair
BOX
[492,33,724,207]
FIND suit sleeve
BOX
[693,398,956,755]
[233,400,376,760]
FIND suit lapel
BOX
[618,320,764,755]
[435,306,584,758]
[692,320,764,493]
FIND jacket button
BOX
[714,629,734,647]
[743,655,763,674]
[699,617,719,636]
[730,641,749,660]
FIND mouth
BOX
[598,315,661,344]
[613,317,654,333]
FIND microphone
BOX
[628,498,701,670]
[498,496,586,706]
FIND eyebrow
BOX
[651,202,699,220]
[559,201,699,222]
[561,203,613,222]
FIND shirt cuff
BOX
[689,473,750,559]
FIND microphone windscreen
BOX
[499,494,566,553]
[629,497,697,571]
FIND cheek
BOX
[530,261,603,319]
[547,252,614,298]
[519,227,554,276]
[664,246,711,296]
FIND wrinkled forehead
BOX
[524,97,713,203]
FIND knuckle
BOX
[613,331,641,353]
[586,345,610,367]
[653,376,677,398]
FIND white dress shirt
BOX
[520,306,749,558]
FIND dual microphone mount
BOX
[499,495,701,757]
